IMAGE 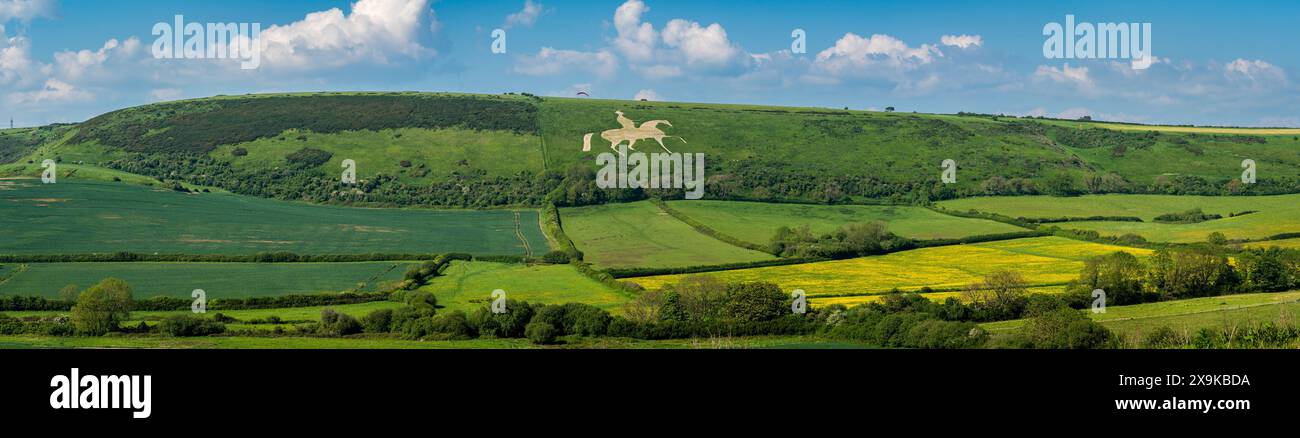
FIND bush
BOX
[319,309,362,336]
[722,282,788,323]
[525,321,558,344]
[231,147,248,157]
[1143,326,1186,348]
[362,308,394,333]
[541,250,572,264]
[159,314,227,337]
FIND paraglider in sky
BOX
[576,91,590,97]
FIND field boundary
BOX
[983,295,1300,332]
[649,198,776,255]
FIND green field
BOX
[0,179,548,255]
[210,127,543,185]
[419,261,631,313]
[939,194,1300,242]
[0,261,416,298]
[631,237,1151,298]
[561,201,775,269]
[665,200,1026,244]
[982,291,1300,342]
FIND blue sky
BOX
[2,0,1298,127]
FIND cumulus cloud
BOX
[259,0,433,70]
[504,0,543,29]
[808,33,941,82]
[149,88,183,101]
[53,37,140,81]
[8,78,90,103]
[612,0,657,63]
[633,89,661,101]
[514,47,617,79]
[1032,63,1094,91]
[610,0,750,77]
[0,32,41,86]
[1224,58,1287,88]
[940,34,982,49]
[0,0,57,23]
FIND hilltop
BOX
[3,92,1299,208]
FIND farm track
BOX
[513,212,534,257]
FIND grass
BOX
[420,261,632,313]
[664,200,1026,244]
[628,237,1150,298]
[0,333,866,349]
[210,127,543,185]
[561,201,775,269]
[939,193,1300,243]
[981,291,1300,341]
[0,261,417,298]
[0,179,548,255]
[1245,238,1300,249]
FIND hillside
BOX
[3,92,1300,209]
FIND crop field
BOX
[0,261,416,298]
[663,200,1026,244]
[811,285,1066,308]
[982,291,1300,339]
[561,201,775,269]
[420,261,632,313]
[1046,119,1300,135]
[939,194,1300,243]
[0,179,548,255]
[628,237,1151,297]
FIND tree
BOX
[661,275,726,322]
[722,282,788,323]
[1146,249,1238,299]
[319,309,362,336]
[1067,252,1148,306]
[58,284,79,303]
[964,270,1029,321]
[1017,305,1113,349]
[70,278,134,335]
[885,106,895,112]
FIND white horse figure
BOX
[583,111,686,154]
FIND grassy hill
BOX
[5,92,1300,209]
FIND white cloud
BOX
[809,33,941,82]
[8,78,90,103]
[940,34,982,49]
[613,0,657,63]
[1224,58,1286,88]
[259,0,433,70]
[149,88,182,101]
[514,47,617,79]
[611,0,750,77]
[661,19,741,68]
[1032,63,1093,91]
[0,0,57,23]
[504,0,543,29]
[633,89,661,101]
[0,31,47,87]
[53,37,140,81]
[1056,107,1092,120]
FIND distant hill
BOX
[3,92,1299,208]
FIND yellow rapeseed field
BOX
[627,237,1151,302]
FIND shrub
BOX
[231,147,248,157]
[525,321,558,344]
[362,308,394,333]
[159,314,227,337]
[319,309,362,336]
